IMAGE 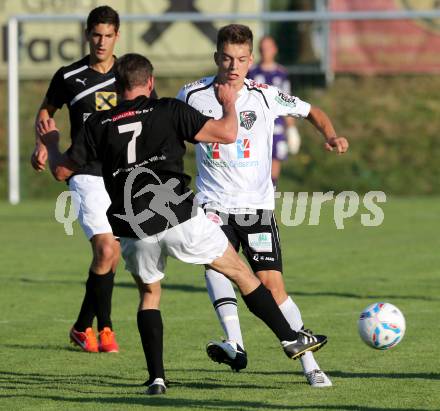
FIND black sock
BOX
[137,310,165,381]
[74,271,97,332]
[242,284,298,342]
[90,270,115,331]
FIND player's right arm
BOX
[31,98,58,171]
[39,113,101,182]
[37,118,78,181]
[31,67,67,171]
[176,81,238,144]
[194,83,238,144]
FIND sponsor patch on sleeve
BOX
[275,91,297,107]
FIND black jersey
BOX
[45,55,118,176]
[68,96,210,238]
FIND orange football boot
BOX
[98,327,119,353]
[69,327,99,353]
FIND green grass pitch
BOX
[0,197,439,410]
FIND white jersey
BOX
[177,76,311,211]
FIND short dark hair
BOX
[86,6,120,33]
[115,53,154,92]
[217,24,253,52]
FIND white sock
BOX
[278,296,320,373]
[205,269,244,348]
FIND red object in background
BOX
[330,0,440,74]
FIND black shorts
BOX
[202,207,283,273]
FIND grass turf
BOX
[0,197,439,410]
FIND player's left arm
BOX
[37,118,78,181]
[306,106,349,154]
[267,85,348,154]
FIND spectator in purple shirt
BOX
[248,35,302,187]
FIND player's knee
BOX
[94,242,115,264]
[260,276,274,290]
[230,259,253,282]
[139,281,161,309]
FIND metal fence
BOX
[7,8,440,203]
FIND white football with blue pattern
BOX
[358,302,406,350]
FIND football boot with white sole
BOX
[282,329,327,360]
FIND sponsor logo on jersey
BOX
[203,138,258,168]
[236,138,250,159]
[248,232,272,253]
[95,91,117,111]
[240,111,257,130]
[183,78,207,89]
[249,80,268,89]
[112,111,136,122]
[202,158,259,168]
[76,77,87,86]
[275,91,297,107]
[111,108,153,122]
[207,142,220,159]
[253,254,275,262]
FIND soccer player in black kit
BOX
[31,6,121,353]
[38,53,327,395]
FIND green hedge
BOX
[277,75,440,195]
[1,75,439,201]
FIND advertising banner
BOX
[330,0,440,74]
[0,0,260,79]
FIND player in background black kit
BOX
[38,53,327,395]
[31,6,121,353]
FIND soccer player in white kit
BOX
[177,24,349,387]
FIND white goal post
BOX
[7,8,440,204]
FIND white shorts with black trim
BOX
[120,207,229,284]
[68,174,113,240]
